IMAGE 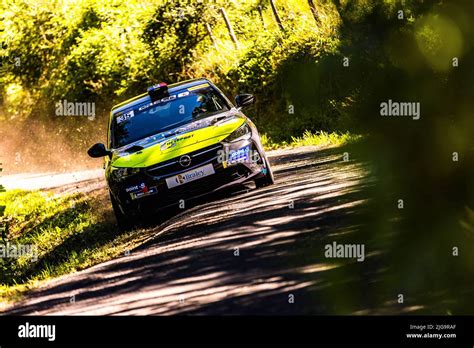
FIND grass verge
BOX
[262,130,363,150]
[0,188,149,306]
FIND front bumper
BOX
[108,139,266,213]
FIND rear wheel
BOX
[255,156,274,188]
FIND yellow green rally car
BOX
[88,78,274,227]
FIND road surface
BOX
[2,169,104,191]
[2,146,392,315]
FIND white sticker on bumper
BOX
[165,163,215,189]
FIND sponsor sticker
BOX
[116,110,134,124]
[165,163,215,189]
[160,134,194,151]
[137,91,190,113]
[223,145,250,168]
[126,182,158,199]
[228,146,250,164]
[131,186,158,200]
[125,183,142,193]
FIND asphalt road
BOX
[3,146,386,315]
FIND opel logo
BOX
[179,155,192,167]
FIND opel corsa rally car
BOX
[88,78,274,227]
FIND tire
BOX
[109,192,134,231]
[255,156,275,188]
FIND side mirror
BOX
[87,143,110,158]
[235,94,255,109]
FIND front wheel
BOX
[255,156,275,188]
[110,191,134,231]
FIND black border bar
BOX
[0,316,473,346]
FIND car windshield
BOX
[111,86,230,148]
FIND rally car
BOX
[87,78,274,228]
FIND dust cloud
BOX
[0,114,109,175]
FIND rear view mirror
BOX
[87,143,110,158]
[235,94,255,109]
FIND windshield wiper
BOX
[210,114,228,124]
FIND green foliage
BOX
[0,0,345,138]
[290,130,362,148]
[0,0,366,171]
[262,130,362,150]
[142,0,226,80]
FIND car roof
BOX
[111,78,212,115]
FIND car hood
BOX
[110,112,245,168]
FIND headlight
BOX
[224,123,252,143]
[110,167,140,181]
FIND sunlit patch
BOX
[298,263,340,273]
[415,14,463,72]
